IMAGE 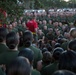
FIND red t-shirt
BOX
[26,20,38,33]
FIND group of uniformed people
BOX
[0,10,76,75]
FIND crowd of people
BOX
[0,10,76,75]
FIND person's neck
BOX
[11,47,18,51]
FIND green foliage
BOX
[33,0,76,9]
[68,0,76,8]
[34,0,44,9]
[0,0,24,24]
[29,0,68,9]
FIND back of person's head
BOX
[52,70,76,75]
[69,28,76,39]
[42,51,52,65]
[52,47,64,61]
[6,32,19,49]
[23,30,33,47]
[58,50,76,73]
[18,48,34,65]
[42,48,48,54]
[46,44,52,52]
[0,27,8,42]
[57,38,66,44]
[54,43,61,48]
[7,56,31,75]
[32,15,36,20]
[68,39,76,51]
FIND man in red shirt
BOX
[26,16,38,43]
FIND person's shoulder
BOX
[30,45,41,51]
[42,61,58,75]
[32,69,41,75]
[32,69,40,73]
[18,46,25,51]
[44,61,58,70]
[0,43,8,48]
[3,50,19,55]
[0,44,8,53]
[61,41,68,46]
[61,41,69,49]
[44,63,52,70]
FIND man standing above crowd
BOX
[26,16,38,43]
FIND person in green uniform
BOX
[41,47,64,75]
[12,21,18,33]
[46,28,55,41]
[47,20,54,29]
[42,25,48,37]
[67,39,76,51]
[19,30,43,69]
[58,50,76,74]
[17,21,26,33]
[17,20,22,32]
[0,27,8,53]
[53,21,59,30]
[8,24,13,32]
[21,21,27,33]
[18,48,41,75]
[46,14,51,22]
[58,22,63,34]
[38,21,43,29]
[0,32,19,71]
[41,51,52,71]
[7,56,31,75]
[37,29,45,40]
[61,28,76,50]
[53,70,76,75]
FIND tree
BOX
[0,0,25,24]
[34,0,68,9]
[34,0,44,9]
[69,0,76,8]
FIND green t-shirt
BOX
[40,62,51,74]
[32,69,41,75]
[0,50,19,68]
[61,41,69,50]
[19,45,43,68]
[0,43,8,54]
[17,24,23,32]
[47,24,54,29]
[41,61,58,75]
[38,33,45,40]
[12,28,18,33]
[38,24,43,29]
[21,26,26,33]
[42,29,48,36]
[46,32,55,40]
